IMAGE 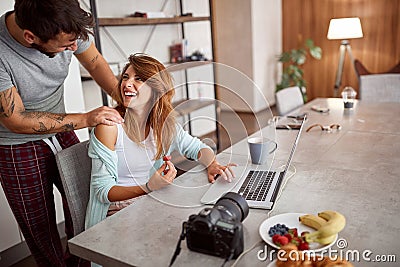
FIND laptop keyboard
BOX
[238,170,275,201]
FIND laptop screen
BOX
[282,116,306,174]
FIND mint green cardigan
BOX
[85,124,210,230]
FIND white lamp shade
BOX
[327,17,363,40]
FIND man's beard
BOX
[30,43,57,58]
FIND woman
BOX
[85,53,235,229]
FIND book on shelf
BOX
[169,39,188,63]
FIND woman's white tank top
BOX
[115,124,156,186]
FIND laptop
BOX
[200,117,306,209]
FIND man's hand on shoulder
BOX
[86,106,124,127]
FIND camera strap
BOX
[169,222,236,267]
[169,222,187,267]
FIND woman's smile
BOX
[124,88,137,97]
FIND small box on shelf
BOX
[169,39,188,63]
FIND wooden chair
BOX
[275,86,304,116]
[55,141,91,236]
[354,60,400,102]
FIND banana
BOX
[305,233,337,245]
[303,210,346,244]
[314,234,337,245]
[318,210,343,221]
[299,214,327,230]
[317,210,346,237]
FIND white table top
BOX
[69,98,400,266]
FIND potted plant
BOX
[276,38,322,102]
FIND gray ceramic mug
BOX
[247,137,278,165]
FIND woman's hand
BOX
[147,161,177,191]
[207,161,237,183]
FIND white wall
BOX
[213,0,282,112]
[251,0,282,108]
[0,1,13,12]
[0,185,21,252]
[64,57,90,141]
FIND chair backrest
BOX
[354,59,400,102]
[275,86,304,116]
[55,140,91,236]
[359,74,400,102]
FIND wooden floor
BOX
[9,108,276,267]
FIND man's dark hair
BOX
[14,0,94,42]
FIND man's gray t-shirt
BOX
[0,11,92,145]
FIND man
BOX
[0,0,123,266]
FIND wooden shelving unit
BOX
[98,16,210,26]
[88,0,220,150]
[165,60,213,72]
[173,98,217,116]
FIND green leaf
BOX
[310,46,322,59]
[291,49,306,65]
[276,38,322,94]
[289,66,303,78]
[278,52,291,63]
[297,55,306,65]
[305,38,314,48]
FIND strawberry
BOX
[276,235,289,246]
[301,231,309,237]
[284,233,292,242]
[272,234,281,244]
[298,242,309,251]
[288,228,298,237]
[163,155,171,161]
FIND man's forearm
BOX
[76,43,119,97]
[7,111,87,134]
[90,65,119,97]
[19,111,87,134]
[0,86,123,134]
[87,55,119,97]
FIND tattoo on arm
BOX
[0,89,77,133]
[33,121,56,133]
[22,112,76,133]
[61,122,76,132]
[0,89,15,118]
[91,54,99,64]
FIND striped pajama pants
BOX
[0,131,89,267]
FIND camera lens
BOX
[215,192,249,222]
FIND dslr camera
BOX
[185,192,249,259]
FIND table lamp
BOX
[327,17,363,97]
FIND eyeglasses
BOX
[276,124,302,130]
[306,123,341,132]
[268,113,307,130]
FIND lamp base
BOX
[333,40,354,97]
